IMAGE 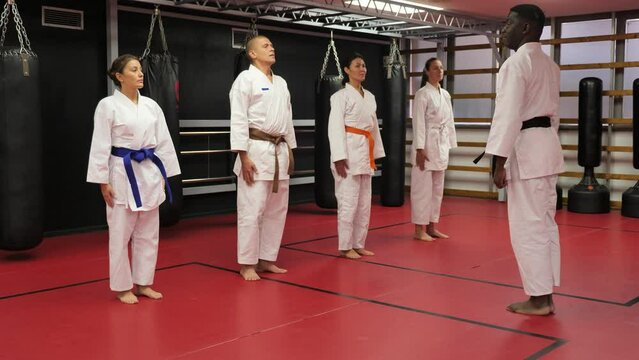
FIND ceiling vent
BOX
[42,6,84,30]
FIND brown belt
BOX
[249,128,294,193]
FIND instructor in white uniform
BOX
[410,57,457,241]
[329,53,385,259]
[87,54,181,304]
[230,35,297,281]
[484,4,564,315]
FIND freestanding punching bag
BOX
[139,7,183,226]
[621,78,639,218]
[0,1,43,250]
[381,40,407,206]
[567,77,610,213]
[314,34,342,209]
[233,19,257,79]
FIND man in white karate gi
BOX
[484,4,564,315]
[230,35,297,281]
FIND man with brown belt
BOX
[484,4,564,315]
[230,35,297,281]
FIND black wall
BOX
[7,2,388,234]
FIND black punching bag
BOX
[234,20,257,79]
[233,49,251,79]
[0,2,43,250]
[567,77,610,213]
[621,78,639,218]
[380,49,406,206]
[314,76,341,209]
[140,8,182,226]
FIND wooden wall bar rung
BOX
[443,188,498,199]
[450,93,496,99]
[447,165,492,173]
[405,163,492,172]
[453,117,492,123]
[180,131,229,136]
[404,164,638,181]
[408,91,634,100]
[409,68,498,77]
[541,32,639,45]
[181,149,232,155]
[559,171,639,180]
[403,32,639,56]
[405,140,632,153]
[606,118,633,125]
[432,141,627,153]
[606,146,633,152]
[560,90,633,97]
[556,145,634,153]
[560,61,639,70]
[408,62,639,79]
[407,117,491,124]
[407,117,630,125]
[402,43,499,55]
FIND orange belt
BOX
[345,125,376,170]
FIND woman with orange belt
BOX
[328,53,385,259]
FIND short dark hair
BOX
[510,4,546,28]
[107,54,139,88]
[341,52,365,85]
[244,34,266,63]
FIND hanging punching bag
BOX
[381,40,407,206]
[621,78,639,218]
[315,76,342,209]
[567,77,610,213]
[314,34,342,209]
[0,2,43,250]
[233,49,251,79]
[140,8,182,226]
[233,19,257,79]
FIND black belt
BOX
[473,116,552,165]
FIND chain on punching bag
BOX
[233,18,258,79]
[140,6,183,226]
[314,32,342,209]
[0,0,44,250]
[567,77,610,213]
[621,78,639,218]
[381,39,407,206]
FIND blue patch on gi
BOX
[261,88,270,91]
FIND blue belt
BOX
[111,147,173,208]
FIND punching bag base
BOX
[381,199,404,207]
[556,185,563,210]
[314,187,338,209]
[621,184,639,218]
[567,184,610,214]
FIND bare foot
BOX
[426,224,449,239]
[340,249,361,259]
[428,230,449,238]
[506,297,552,316]
[136,286,163,300]
[413,231,434,242]
[257,260,288,274]
[354,248,375,256]
[240,265,260,281]
[117,290,139,305]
